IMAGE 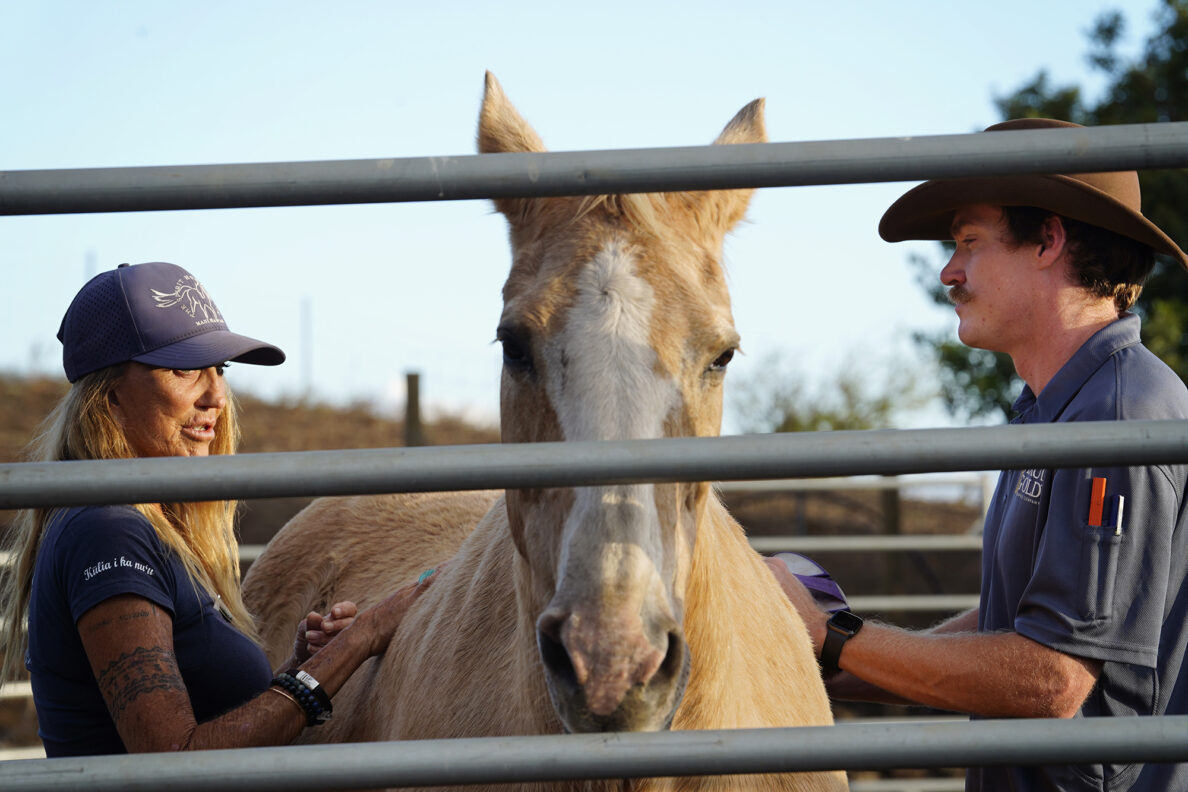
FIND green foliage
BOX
[729,351,933,434]
[914,332,1021,420]
[918,0,1188,421]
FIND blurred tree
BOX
[916,0,1188,421]
[729,351,932,433]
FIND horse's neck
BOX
[385,500,560,739]
[675,496,835,730]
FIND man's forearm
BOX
[829,620,1099,718]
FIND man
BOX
[768,119,1188,791]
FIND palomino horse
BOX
[243,73,847,792]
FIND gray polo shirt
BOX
[969,314,1188,792]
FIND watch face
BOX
[830,609,863,633]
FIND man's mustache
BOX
[947,285,971,306]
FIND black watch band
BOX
[819,609,863,679]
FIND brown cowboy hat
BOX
[878,118,1188,270]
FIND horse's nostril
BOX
[537,627,578,690]
[658,630,684,679]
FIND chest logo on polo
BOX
[1014,468,1045,506]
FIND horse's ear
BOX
[714,98,766,147]
[671,98,767,237]
[478,72,547,155]
[478,72,550,224]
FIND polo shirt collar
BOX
[1011,313,1141,424]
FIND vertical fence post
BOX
[404,372,423,447]
[882,476,905,597]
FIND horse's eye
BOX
[502,339,527,364]
[709,348,735,372]
[497,329,532,371]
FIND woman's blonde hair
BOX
[0,364,258,684]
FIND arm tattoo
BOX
[96,645,186,717]
[82,609,150,635]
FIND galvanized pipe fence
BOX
[2,716,1187,791]
[4,122,1188,214]
[3,419,1187,510]
[4,121,1188,784]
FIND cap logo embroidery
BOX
[150,275,224,327]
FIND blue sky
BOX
[0,1,1161,433]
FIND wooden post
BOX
[404,372,424,447]
[881,478,904,596]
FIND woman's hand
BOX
[353,565,445,657]
[292,601,359,665]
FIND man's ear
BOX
[1036,214,1068,268]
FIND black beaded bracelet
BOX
[294,670,333,715]
[272,672,332,726]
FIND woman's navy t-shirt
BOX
[26,505,272,756]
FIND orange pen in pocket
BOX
[1088,477,1107,527]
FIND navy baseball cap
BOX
[57,262,286,383]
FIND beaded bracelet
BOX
[294,670,333,715]
[272,672,333,726]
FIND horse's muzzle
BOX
[537,608,690,733]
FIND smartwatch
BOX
[819,609,863,679]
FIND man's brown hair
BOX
[1001,205,1155,313]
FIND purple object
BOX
[771,552,851,613]
[57,261,285,382]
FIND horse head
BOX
[479,73,764,733]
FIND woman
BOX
[0,261,432,756]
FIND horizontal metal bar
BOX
[1,420,1184,510]
[0,681,32,701]
[2,717,1186,791]
[0,594,979,640]
[202,536,991,562]
[0,716,967,769]
[2,123,1186,214]
[717,474,989,493]
[847,595,980,613]
[8,533,988,567]
[850,782,964,792]
[749,535,984,553]
[0,748,45,763]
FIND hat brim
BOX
[878,174,1188,270]
[132,330,286,370]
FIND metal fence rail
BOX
[0,681,32,702]
[5,119,1188,785]
[1,534,984,569]
[747,535,983,553]
[2,122,1188,215]
[716,473,992,494]
[3,419,1187,509]
[2,717,1186,791]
